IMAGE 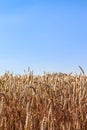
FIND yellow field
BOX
[0,68,87,130]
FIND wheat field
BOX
[0,67,87,130]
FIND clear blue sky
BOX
[0,0,87,75]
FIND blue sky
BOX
[0,0,87,75]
